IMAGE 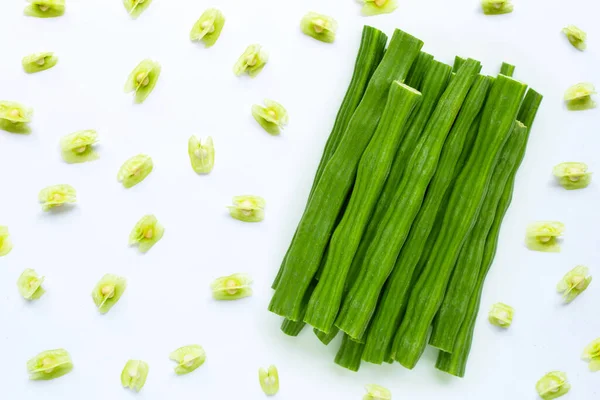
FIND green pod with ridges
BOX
[269,29,423,321]
[392,74,528,369]
[429,120,529,351]
[361,75,492,364]
[346,60,452,295]
[304,81,422,333]
[335,60,481,340]
[272,26,387,290]
[435,88,543,377]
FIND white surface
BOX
[0,0,599,398]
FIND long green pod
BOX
[348,60,453,286]
[272,26,388,290]
[334,334,365,372]
[361,75,492,364]
[392,75,528,369]
[269,30,423,320]
[429,121,528,352]
[305,82,423,332]
[409,114,483,295]
[335,59,481,340]
[436,89,543,377]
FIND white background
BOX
[0,0,599,399]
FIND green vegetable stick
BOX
[336,59,481,340]
[392,74,527,369]
[347,60,453,292]
[24,0,65,18]
[279,52,430,318]
[268,29,423,321]
[27,349,73,380]
[272,26,387,290]
[305,81,422,332]
[435,88,543,377]
[22,52,58,74]
[429,120,529,352]
[361,75,492,364]
[334,334,364,372]
[500,62,515,77]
